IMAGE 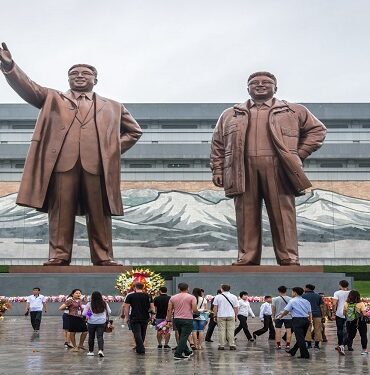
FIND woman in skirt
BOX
[59,289,88,352]
[62,302,73,349]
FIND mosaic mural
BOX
[0,189,369,255]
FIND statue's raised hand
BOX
[0,42,13,70]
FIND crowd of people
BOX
[24,279,369,360]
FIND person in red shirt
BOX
[166,283,198,360]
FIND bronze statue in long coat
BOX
[0,43,142,265]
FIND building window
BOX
[162,125,198,129]
[359,163,370,168]
[129,164,153,168]
[320,162,344,168]
[328,124,348,128]
[15,163,25,168]
[167,163,191,168]
[12,124,35,129]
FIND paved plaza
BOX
[0,316,369,375]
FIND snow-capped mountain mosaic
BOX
[0,189,369,252]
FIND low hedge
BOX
[324,266,370,281]
[0,265,9,273]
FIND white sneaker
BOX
[87,352,94,356]
[98,350,104,357]
[361,351,369,355]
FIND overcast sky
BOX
[0,0,369,103]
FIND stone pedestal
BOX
[173,267,350,296]
[0,266,352,315]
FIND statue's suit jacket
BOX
[2,63,142,216]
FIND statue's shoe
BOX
[43,258,70,266]
[231,260,259,266]
[280,259,300,266]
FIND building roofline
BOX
[1,102,370,121]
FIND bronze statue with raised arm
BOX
[210,71,326,266]
[0,43,142,266]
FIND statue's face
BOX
[247,75,277,102]
[68,66,97,92]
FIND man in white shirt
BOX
[213,284,238,350]
[332,280,350,356]
[25,287,47,333]
[252,296,275,340]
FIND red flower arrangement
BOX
[0,299,12,319]
[115,268,165,296]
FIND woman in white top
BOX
[82,291,111,357]
[234,291,255,341]
[191,288,209,350]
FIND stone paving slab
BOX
[0,317,368,375]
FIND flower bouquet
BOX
[156,319,171,334]
[0,299,12,319]
[115,268,165,296]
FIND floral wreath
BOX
[0,299,12,319]
[115,268,165,296]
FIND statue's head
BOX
[68,64,98,92]
[247,71,277,102]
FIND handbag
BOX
[193,297,206,319]
[104,306,114,333]
[104,319,114,333]
[360,315,370,324]
[199,311,210,321]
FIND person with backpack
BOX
[272,286,292,350]
[344,290,369,355]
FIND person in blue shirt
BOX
[278,287,312,359]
